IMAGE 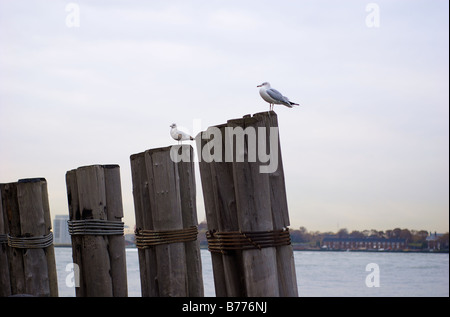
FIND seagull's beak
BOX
[257,84,262,87]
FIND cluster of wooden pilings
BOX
[0,111,298,297]
[0,179,58,296]
[66,165,128,296]
[130,146,203,296]
[198,112,298,297]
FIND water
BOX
[55,248,449,297]
[295,251,449,297]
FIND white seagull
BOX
[257,82,299,111]
[170,123,194,143]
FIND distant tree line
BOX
[289,226,449,250]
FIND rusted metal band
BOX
[206,228,291,253]
[7,232,53,249]
[135,226,198,249]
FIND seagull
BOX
[257,82,299,111]
[170,123,194,143]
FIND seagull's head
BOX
[257,82,271,88]
[170,123,177,128]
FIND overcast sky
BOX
[0,0,448,233]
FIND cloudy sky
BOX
[0,0,448,233]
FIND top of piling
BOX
[18,178,46,183]
[130,145,193,160]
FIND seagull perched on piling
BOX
[170,123,194,143]
[257,82,299,111]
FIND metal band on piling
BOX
[135,226,198,249]
[206,228,291,253]
[7,232,54,249]
[68,219,124,236]
[0,234,9,244]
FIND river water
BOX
[55,247,449,297]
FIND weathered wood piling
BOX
[130,145,204,297]
[0,178,58,297]
[0,189,11,297]
[197,123,245,296]
[197,111,298,297]
[65,165,128,297]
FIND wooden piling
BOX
[197,111,298,297]
[65,165,127,297]
[197,124,246,296]
[0,178,58,297]
[177,149,204,297]
[256,112,298,297]
[228,115,280,296]
[130,145,204,297]
[0,189,12,296]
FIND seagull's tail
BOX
[289,101,300,106]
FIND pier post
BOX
[0,189,11,296]
[0,178,58,297]
[65,165,128,297]
[197,111,298,297]
[130,145,203,297]
[198,124,246,296]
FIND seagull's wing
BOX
[266,88,292,107]
[179,129,194,140]
[284,96,299,106]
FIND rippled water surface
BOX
[55,248,449,297]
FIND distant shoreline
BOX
[53,244,449,254]
[291,248,449,254]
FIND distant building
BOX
[322,236,406,250]
[124,233,136,247]
[53,215,71,245]
[426,232,444,250]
